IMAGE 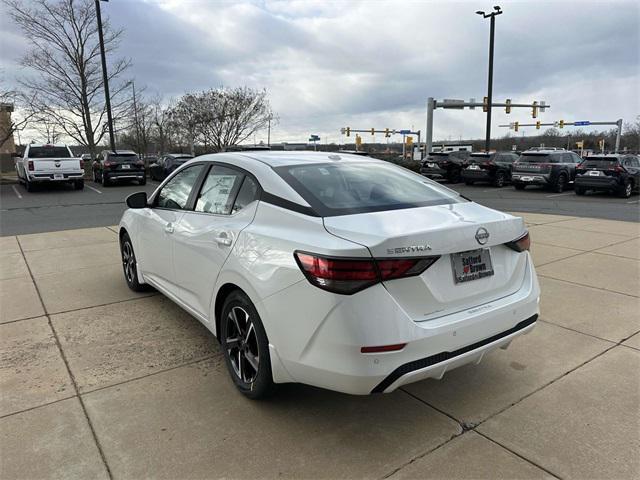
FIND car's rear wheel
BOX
[464,180,474,186]
[619,180,632,198]
[448,168,461,184]
[493,171,506,188]
[220,290,275,399]
[138,176,146,186]
[120,232,152,292]
[553,173,567,193]
[25,178,34,192]
[575,186,586,195]
[514,183,526,190]
[102,172,110,186]
[74,180,84,190]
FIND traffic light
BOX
[505,99,511,114]
[514,121,519,132]
[355,134,362,147]
[384,128,390,138]
[559,120,564,129]
[532,101,538,119]
[371,128,375,136]
[346,127,350,137]
[483,96,489,113]
[406,136,413,146]
[536,121,541,130]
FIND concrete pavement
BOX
[1,214,638,479]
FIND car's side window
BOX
[572,153,582,163]
[562,153,573,164]
[156,164,204,210]
[232,176,260,214]
[195,165,244,215]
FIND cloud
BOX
[1,0,638,144]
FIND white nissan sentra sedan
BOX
[119,151,539,398]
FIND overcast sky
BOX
[1,0,639,144]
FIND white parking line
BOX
[86,184,102,194]
[11,185,22,199]
[627,199,640,204]
[546,192,574,198]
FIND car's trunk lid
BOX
[32,158,81,172]
[323,202,528,321]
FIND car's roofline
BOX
[195,151,384,168]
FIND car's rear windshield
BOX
[107,154,138,162]
[28,147,71,158]
[518,153,557,163]
[275,162,463,216]
[582,157,619,168]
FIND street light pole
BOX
[95,0,116,153]
[477,6,503,153]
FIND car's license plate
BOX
[520,176,533,181]
[451,248,494,284]
[468,164,480,170]
[121,164,131,169]
[54,173,64,180]
[588,170,601,176]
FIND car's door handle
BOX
[214,232,232,246]
[164,223,174,234]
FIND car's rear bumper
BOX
[105,170,145,180]
[511,173,551,185]
[462,169,492,181]
[28,172,84,182]
[575,176,621,190]
[261,253,540,395]
[420,167,447,179]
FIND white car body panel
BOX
[16,144,83,183]
[119,151,540,395]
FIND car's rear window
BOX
[107,154,138,162]
[518,154,557,163]
[28,147,71,158]
[275,162,463,216]
[582,158,619,169]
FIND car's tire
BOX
[120,232,152,292]
[619,180,632,198]
[93,169,99,183]
[138,176,146,186]
[493,171,506,188]
[553,173,567,193]
[220,290,275,400]
[464,180,474,186]
[514,182,526,190]
[575,186,586,195]
[74,180,84,190]
[101,172,110,186]
[25,178,34,192]
[448,168,461,184]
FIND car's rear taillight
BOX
[483,160,494,166]
[103,161,113,168]
[294,252,440,295]
[576,163,586,170]
[505,231,530,252]
[614,165,625,173]
[79,159,84,169]
[27,160,34,171]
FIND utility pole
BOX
[267,116,271,147]
[476,6,503,152]
[95,0,116,153]
[425,97,434,156]
[132,81,141,156]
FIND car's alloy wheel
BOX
[220,291,274,399]
[120,233,151,292]
[620,181,632,198]
[225,306,260,384]
[494,171,505,188]
[554,174,566,193]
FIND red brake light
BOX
[103,161,113,167]
[28,160,34,171]
[505,231,530,252]
[294,252,440,295]
[614,165,624,172]
[361,344,407,354]
[576,164,585,170]
[79,159,84,169]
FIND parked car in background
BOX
[511,148,582,192]
[575,154,640,198]
[149,153,194,181]
[462,152,519,187]
[119,151,539,399]
[15,144,84,191]
[92,150,146,186]
[420,150,471,183]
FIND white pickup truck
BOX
[16,144,85,191]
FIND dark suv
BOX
[462,152,519,187]
[575,154,640,198]
[420,150,471,183]
[149,153,194,181]
[92,150,146,186]
[511,149,582,192]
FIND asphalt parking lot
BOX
[0,176,638,236]
[1,212,638,479]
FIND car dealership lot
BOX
[1,213,638,479]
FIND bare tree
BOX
[197,87,275,152]
[168,93,202,156]
[5,0,132,155]
[151,97,175,155]
[0,86,38,149]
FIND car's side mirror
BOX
[126,191,148,209]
